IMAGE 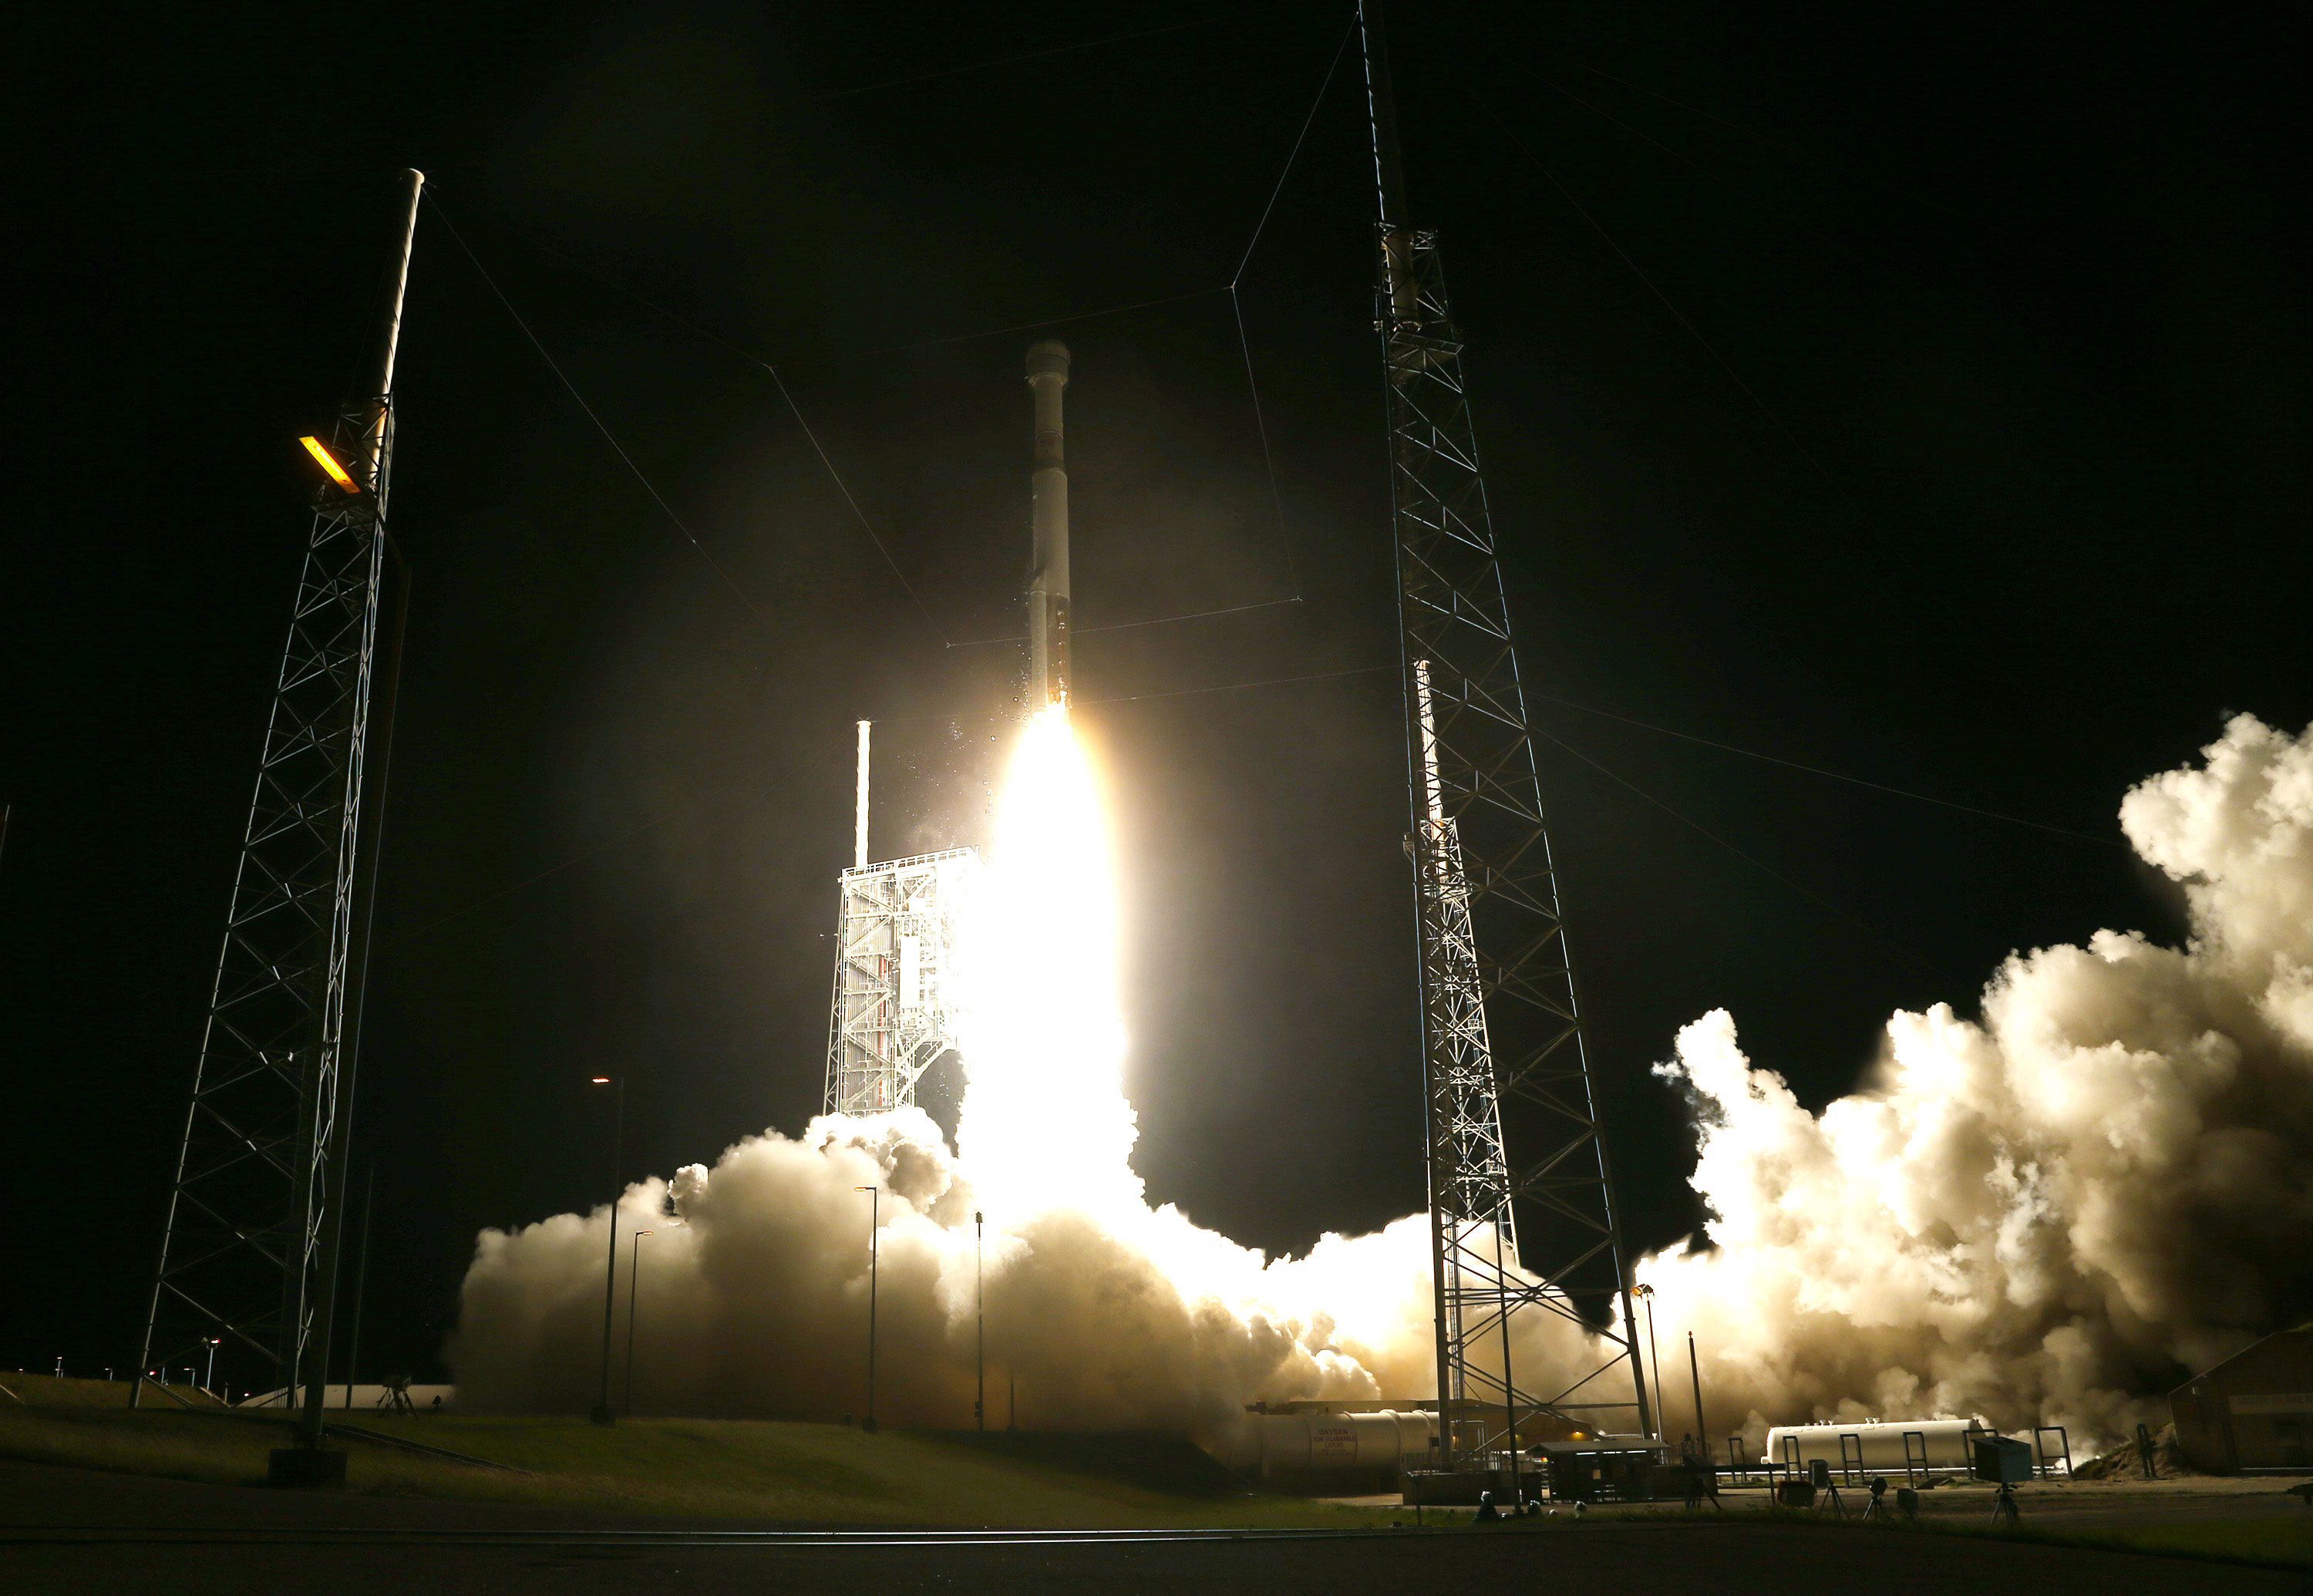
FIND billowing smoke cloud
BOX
[1639,713,2313,1449]
[449,1106,1444,1431]
[449,715,2313,1450]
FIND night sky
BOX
[8,2,2305,1389]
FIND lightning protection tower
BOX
[1358,5,1653,1473]
[823,721,976,1115]
[135,171,423,1439]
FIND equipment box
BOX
[1973,1436,2032,1485]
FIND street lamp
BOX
[974,1210,985,1434]
[1633,1283,1665,1443]
[856,1185,879,1433]
[201,1338,221,1399]
[624,1230,655,1417]
[590,1076,624,1427]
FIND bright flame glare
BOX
[955,704,1143,1220]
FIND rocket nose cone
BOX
[1025,340,1071,383]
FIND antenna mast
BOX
[1357,3,1653,1473]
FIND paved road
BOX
[2,1462,2298,1594]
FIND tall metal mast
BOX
[1357,4,1652,1470]
[135,170,424,1422]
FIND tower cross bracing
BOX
[1389,221,1652,1466]
[136,400,392,1403]
[136,171,421,1416]
[824,847,977,1116]
[1360,2,1651,1470]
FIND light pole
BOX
[856,1185,879,1433]
[974,1210,985,1434]
[625,1230,654,1417]
[590,1075,624,1427]
[201,1338,221,1398]
[344,1167,375,1410]
[1688,1331,1709,1451]
[1633,1283,1665,1442]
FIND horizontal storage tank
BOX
[1763,1418,1984,1473]
[1230,1409,1439,1479]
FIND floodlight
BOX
[298,436,360,494]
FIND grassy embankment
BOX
[1923,1512,2311,1570]
[4,1375,2304,1564]
[0,1375,1385,1528]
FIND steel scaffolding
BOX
[824,848,977,1116]
[1359,5,1651,1470]
[135,172,422,1419]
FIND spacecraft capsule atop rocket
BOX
[1025,339,1071,707]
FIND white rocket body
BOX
[1025,340,1072,707]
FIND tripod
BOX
[1988,1483,2021,1526]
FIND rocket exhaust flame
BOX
[955,703,1140,1221]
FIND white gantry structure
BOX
[823,846,977,1116]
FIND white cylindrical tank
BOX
[1763,1418,1985,1473]
[1231,1409,1438,1478]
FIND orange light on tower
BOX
[299,436,360,494]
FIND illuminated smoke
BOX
[449,712,2313,1450]
[451,705,1446,1433]
[1634,714,2313,1449]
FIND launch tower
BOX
[135,172,423,1435]
[823,722,975,1116]
[1359,5,1653,1472]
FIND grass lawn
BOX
[0,1380,1392,1529]
[2022,1516,2313,1568]
[5,1379,2303,1562]
[0,1371,224,1409]
[1753,1497,2313,1572]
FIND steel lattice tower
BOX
[1359,6,1653,1470]
[135,171,423,1418]
[824,848,977,1116]
[822,722,976,1117]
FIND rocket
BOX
[1025,339,1072,707]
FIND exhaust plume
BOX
[1640,713,2313,1449]
[449,714,2313,1450]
